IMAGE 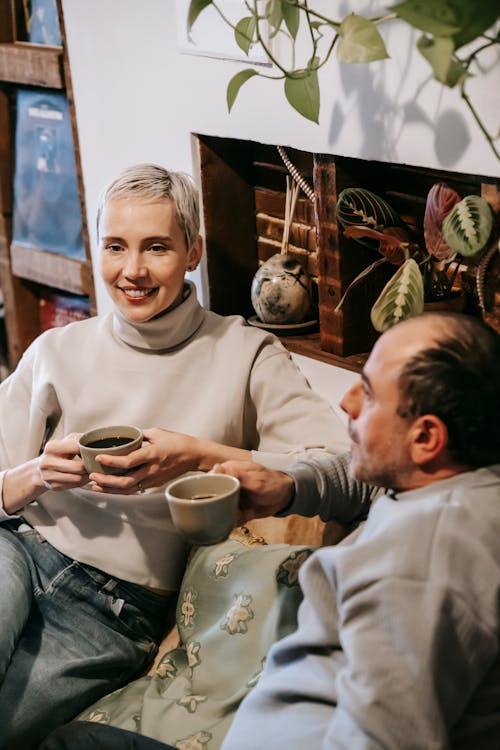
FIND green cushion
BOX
[78,538,314,749]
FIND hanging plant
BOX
[188,1,500,160]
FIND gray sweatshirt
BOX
[222,464,500,750]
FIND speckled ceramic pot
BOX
[251,253,313,324]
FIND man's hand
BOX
[210,460,295,523]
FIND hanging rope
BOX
[277,146,315,203]
[476,238,500,312]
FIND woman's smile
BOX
[119,286,158,303]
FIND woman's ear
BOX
[409,415,449,466]
[187,236,203,271]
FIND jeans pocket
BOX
[108,584,174,647]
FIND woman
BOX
[0,163,346,749]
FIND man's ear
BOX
[409,415,449,466]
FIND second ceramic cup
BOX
[165,473,240,546]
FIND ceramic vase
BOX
[251,253,313,325]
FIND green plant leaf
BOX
[283,0,300,40]
[266,0,284,35]
[389,0,460,37]
[371,258,424,332]
[442,195,493,257]
[450,2,500,49]
[227,69,259,113]
[235,17,256,55]
[337,14,389,63]
[390,0,500,49]
[336,188,403,248]
[187,0,213,32]
[417,34,467,87]
[284,68,320,123]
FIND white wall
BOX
[60,0,496,401]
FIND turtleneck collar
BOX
[112,281,206,351]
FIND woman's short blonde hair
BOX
[96,163,200,249]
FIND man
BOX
[39,311,500,749]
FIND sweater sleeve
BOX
[0,340,60,514]
[247,347,350,469]
[277,452,379,525]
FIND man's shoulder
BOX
[329,469,500,587]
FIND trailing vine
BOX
[188,1,500,160]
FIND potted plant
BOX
[333,183,495,331]
[188,1,500,160]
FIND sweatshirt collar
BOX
[112,281,205,351]
[390,466,499,503]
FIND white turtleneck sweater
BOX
[0,284,347,590]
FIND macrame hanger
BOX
[277,146,315,203]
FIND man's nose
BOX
[340,382,362,418]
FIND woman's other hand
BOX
[87,427,250,495]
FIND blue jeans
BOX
[0,520,175,750]
[39,722,176,749]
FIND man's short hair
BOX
[96,163,200,250]
[396,312,500,468]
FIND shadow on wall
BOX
[323,3,498,171]
[327,57,475,169]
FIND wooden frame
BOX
[0,0,96,368]
[196,134,500,372]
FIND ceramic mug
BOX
[78,424,143,475]
[165,472,240,546]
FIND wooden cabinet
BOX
[196,135,499,373]
[0,0,96,370]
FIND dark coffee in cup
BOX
[78,425,143,476]
[86,437,134,449]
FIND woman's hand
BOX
[37,433,90,491]
[87,427,250,495]
[210,460,295,523]
[88,428,197,494]
[2,433,89,515]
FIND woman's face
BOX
[99,196,201,322]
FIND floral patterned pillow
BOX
[78,538,314,750]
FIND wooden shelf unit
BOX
[0,0,96,369]
[197,135,500,372]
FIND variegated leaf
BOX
[336,188,403,248]
[337,14,389,63]
[442,195,493,257]
[371,258,424,332]
[423,182,461,261]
